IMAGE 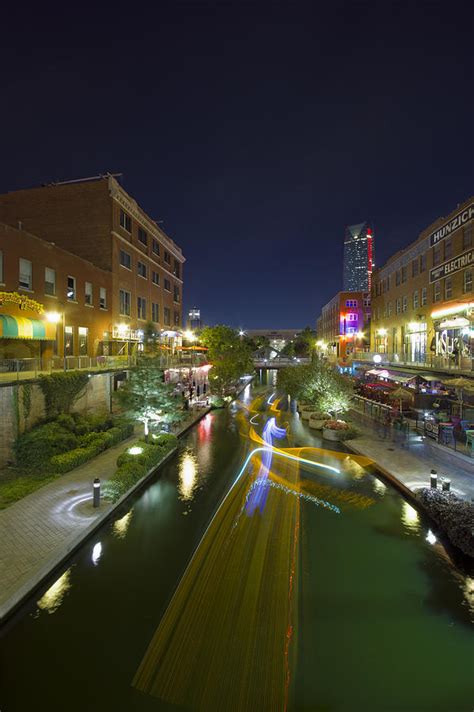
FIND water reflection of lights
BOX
[198,414,213,441]
[179,451,198,501]
[92,542,102,566]
[401,501,420,532]
[113,511,133,539]
[36,569,72,615]
[249,414,260,426]
[425,529,437,545]
[463,577,474,616]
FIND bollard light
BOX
[430,469,437,489]
[93,478,101,508]
[442,478,451,492]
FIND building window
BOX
[164,250,171,265]
[433,245,442,266]
[164,278,171,292]
[421,287,427,305]
[346,313,357,321]
[363,297,370,307]
[78,327,88,356]
[173,260,180,278]
[45,267,56,296]
[99,287,107,309]
[64,326,74,355]
[420,253,427,272]
[402,296,407,312]
[401,266,407,283]
[396,298,401,314]
[85,281,93,305]
[464,270,473,293]
[433,281,441,302]
[152,302,160,322]
[388,301,393,316]
[395,270,400,286]
[444,277,452,300]
[444,238,453,261]
[152,239,160,256]
[120,249,132,269]
[413,290,419,309]
[120,209,132,233]
[164,306,171,326]
[67,276,76,301]
[19,258,32,290]
[152,271,160,285]
[174,310,180,326]
[463,224,473,250]
[137,261,148,279]
[173,285,180,303]
[137,296,147,320]
[412,259,419,277]
[345,299,358,307]
[119,289,131,316]
[138,227,148,246]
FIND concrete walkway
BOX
[347,410,474,502]
[0,407,210,621]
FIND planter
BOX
[301,410,314,420]
[322,427,343,441]
[309,417,327,430]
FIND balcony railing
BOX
[352,351,474,373]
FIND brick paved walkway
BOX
[347,411,474,502]
[0,407,210,619]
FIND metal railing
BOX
[352,351,474,373]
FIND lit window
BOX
[78,326,88,356]
[45,267,56,296]
[67,276,76,301]
[85,281,93,305]
[19,258,32,290]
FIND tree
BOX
[200,325,254,396]
[277,357,353,416]
[115,357,182,440]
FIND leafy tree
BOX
[143,320,160,355]
[200,325,254,396]
[277,357,353,416]
[115,357,182,440]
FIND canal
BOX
[0,384,473,711]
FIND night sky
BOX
[1,1,473,329]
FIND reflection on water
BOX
[426,529,437,545]
[401,501,420,532]
[178,450,198,501]
[36,569,72,615]
[464,577,474,615]
[372,476,387,495]
[91,542,102,566]
[112,511,133,540]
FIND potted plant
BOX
[308,412,330,429]
[322,419,351,441]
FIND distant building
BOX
[187,308,202,330]
[245,328,304,358]
[316,291,371,364]
[343,222,374,292]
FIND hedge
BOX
[105,436,178,503]
[50,445,101,474]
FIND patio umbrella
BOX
[388,386,414,415]
[441,377,474,417]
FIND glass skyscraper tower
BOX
[343,222,374,291]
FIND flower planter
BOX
[322,427,343,441]
[301,410,314,420]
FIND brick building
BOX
[316,291,371,363]
[370,194,474,370]
[0,175,185,355]
[0,222,111,359]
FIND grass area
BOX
[0,470,57,510]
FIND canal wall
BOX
[0,405,211,625]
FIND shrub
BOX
[150,433,178,448]
[78,431,112,452]
[15,423,79,470]
[50,445,100,474]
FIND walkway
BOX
[346,411,474,502]
[0,406,210,621]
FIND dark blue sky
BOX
[1,1,473,328]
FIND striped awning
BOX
[0,315,57,340]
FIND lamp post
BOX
[46,311,64,370]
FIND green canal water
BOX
[0,385,473,711]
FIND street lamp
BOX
[46,311,65,364]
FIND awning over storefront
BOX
[365,368,384,376]
[417,373,441,382]
[0,315,57,340]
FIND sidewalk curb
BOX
[0,407,211,625]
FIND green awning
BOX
[0,315,57,340]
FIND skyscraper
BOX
[343,222,374,291]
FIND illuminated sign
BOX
[429,204,474,247]
[429,247,474,283]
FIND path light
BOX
[373,354,382,364]
[93,478,101,507]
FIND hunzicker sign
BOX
[429,204,474,247]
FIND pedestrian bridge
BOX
[253,357,310,368]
